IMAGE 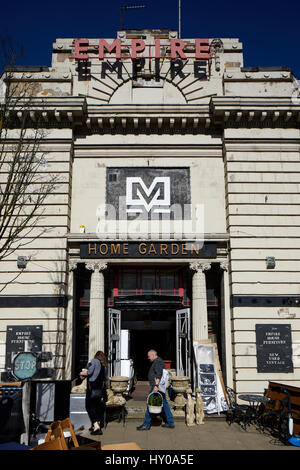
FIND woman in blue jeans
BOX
[137,350,175,430]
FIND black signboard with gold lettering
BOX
[256,324,293,373]
[80,241,216,259]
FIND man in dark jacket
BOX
[137,350,175,430]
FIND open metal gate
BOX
[176,308,191,377]
[108,308,121,377]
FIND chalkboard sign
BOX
[5,325,43,369]
[256,324,293,373]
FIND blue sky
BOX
[1,0,300,78]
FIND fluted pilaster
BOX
[219,260,233,387]
[86,261,107,358]
[65,260,79,380]
[189,261,211,342]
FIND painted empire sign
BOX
[80,241,216,259]
[74,38,210,80]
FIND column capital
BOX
[219,260,229,271]
[85,260,108,273]
[189,261,211,273]
[68,260,79,271]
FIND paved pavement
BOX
[77,418,299,451]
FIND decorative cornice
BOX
[210,96,300,127]
[85,115,212,133]
[85,103,212,133]
[5,95,300,131]
[7,97,87,127]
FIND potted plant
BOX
[147,392,163,414]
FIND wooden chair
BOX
[30,437,65,450]
[45,419,101,450]
[60,418,101,449]
[45,421,69,449]
[42,419,139,451]
[60,418,80,447]
[45,419,80,449]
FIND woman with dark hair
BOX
[80,351,109,435]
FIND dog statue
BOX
[186,388,196,426]
[195,387,205,425]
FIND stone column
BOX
[220,261,233,388]
[189,261,211,342]
[86,261,107,359]
[65,260,78,380]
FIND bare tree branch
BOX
[0,39,60,262]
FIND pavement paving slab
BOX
[77,419,299,451]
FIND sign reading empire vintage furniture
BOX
[5,325,43,369]
[80,241,216,259]
[256,324,294,373]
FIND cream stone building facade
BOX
[1,29,300,410]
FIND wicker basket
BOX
[147,392,163,414]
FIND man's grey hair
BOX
[148,349,158,356]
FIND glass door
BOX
[176,308,191,377]
[108,308,121,377]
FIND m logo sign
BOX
[126,176,171,214]
[106,167,191,220]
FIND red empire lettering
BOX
[75,37,211,64]
[195,39,211,60]
[155,38,161,59]
[99,39,121,60]
[131,39,145,59]
[170,39,187,60]
[74,39,89,60]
